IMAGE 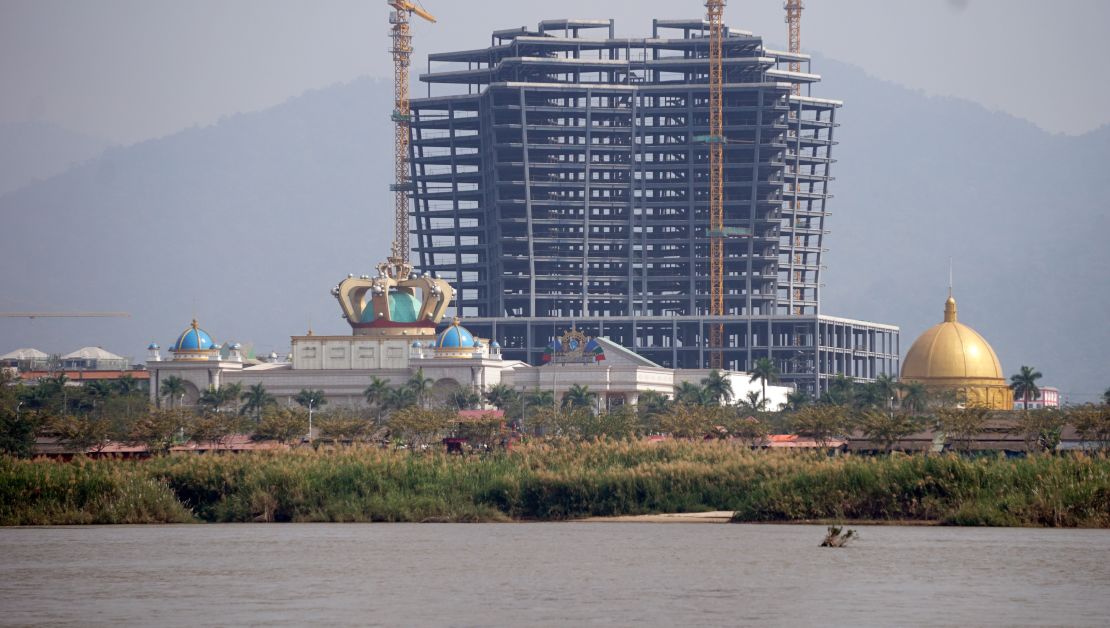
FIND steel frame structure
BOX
[406,18,897,395]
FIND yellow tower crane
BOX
[387,0,436,264]
[785,0,805,314]
[706,0,726,369]
[784,0,804,96]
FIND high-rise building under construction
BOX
[408,18,898,395]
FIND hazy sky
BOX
[1,0,1108,145]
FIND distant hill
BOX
[0,121,112,196]
[0,65,1105,403]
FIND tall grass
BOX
[2,442,1107,527]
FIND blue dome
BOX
[435,320,475,349]
[172,320,215,351]
[490,341,500,349]
[147,342,160,350]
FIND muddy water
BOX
[1,523,1108,626]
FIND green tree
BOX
[701,369,734,404]
[740,390,765,412]
[160,376,187,409]
[1103,386,1110,406]
[1010,365,1043,411]
[254,407,309,444]
[199,384,242,413]
[0,406,40,457]
[823,374,854,406]
[386,386,417,411]
[406,368,434,407]
[936,406,991,453]
[657,404,717,439]
[130,408,189,455]
[785,389,810,412]
[898,381,929,413]
[729,415,771,447]
[525,388,555,410]
[47,414,113,453]
[84,380,116,410]
[293,388,327,411]
[363,376,392,423]
[187,411,239,447]
[790,405,849,448]
[749,358,780,409]
[561,384,595,411]
[673,381,707,406]
[1067,404,1110,450]
[240,383,275,419]
[636,390,670,425]
[387,407,454,448]
[483,384,519,410]
[316,410,371,444]
[448,386,482,410]
[115,374,142,397]
[1010,408,1065,453]
[856,409,921,453]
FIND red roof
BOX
[19,370,148,381]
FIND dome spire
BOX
[944,295,958,323]
[944,258,957,322]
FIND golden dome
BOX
[901,295,1004,381]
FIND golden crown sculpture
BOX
[331,257,454,336]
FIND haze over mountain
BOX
[0,121,111,196]
[0,60,1105,402]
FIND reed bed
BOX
[2,441,1107,527]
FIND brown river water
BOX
[1,523,1108,627]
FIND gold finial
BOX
[944,295,958,323]
[451,316,461,326]
[191,318,199,329]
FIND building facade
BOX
[408,18,898,395]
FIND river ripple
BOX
[1,523,1108,627]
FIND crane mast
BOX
[387,1,435,264]
[706,0,726,369]
[785,0,805,313]
[784,0,804,95]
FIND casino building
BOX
[146,257,791,411]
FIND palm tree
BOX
[240,383,275,419]
[674,381,707,406]
[385,386,417,411]
[742,390,765,412]
[85,380,115,410]
[525,388,555,410]
[749,357,780,408]
[899,381,929,413]
[872,374,898,414]
[785,389,810,412]
[637,390,670,417]
[406,368,435,407]
[483,383,519,410]
[1104,386,1110,406]
[363,376,392,423]
[561,384,595,410]
[115,374,141,397]
[160,376,186,409]
[700,370,734,405]
[1009,365,1043,411]
[449,387,482,410]
[199,384,241,413]
[294,388,327,411]
[824,374,855,406]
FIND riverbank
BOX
[2,441,1108,527]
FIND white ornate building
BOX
[147,257,792,410]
